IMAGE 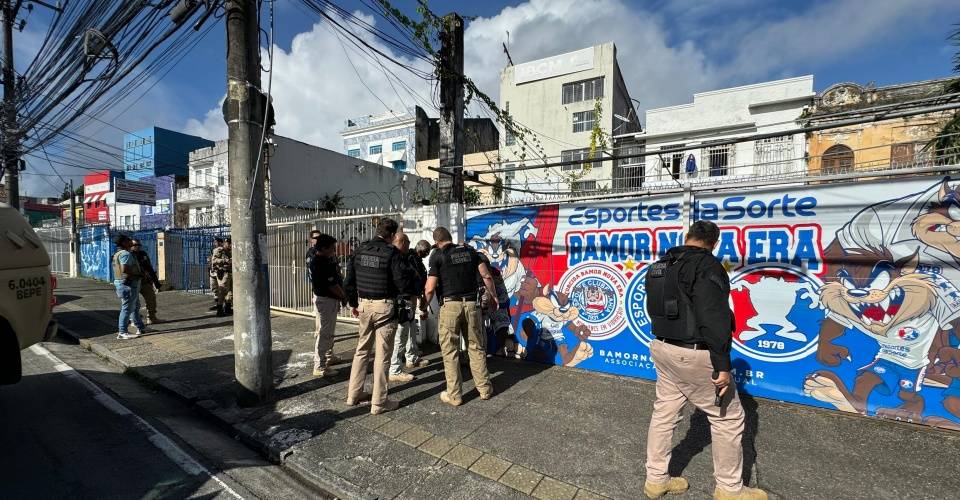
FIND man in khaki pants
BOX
[308,233,347,378]
[643,221,766,500]
[343,218,409,415]
[424,227,498,406]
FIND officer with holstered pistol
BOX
[424,227,497,407]
[344,217,410,415]
[642,220,766,500]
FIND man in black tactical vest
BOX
[642,221,766,500]
[344,217,409,415]
[424,227,498,406]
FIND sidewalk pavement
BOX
[54,278,960,499]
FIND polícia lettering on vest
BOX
[359,254,381,268]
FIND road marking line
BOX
[28,344,245,500]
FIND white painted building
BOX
[178,136,430,227]
[341,106,418,172]
[616,76,815,190]
[499,43,640,200]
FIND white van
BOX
[0,202,58,384]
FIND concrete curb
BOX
[58,324,362,499]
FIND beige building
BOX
[805,78,955,175]
[499,43,640,201]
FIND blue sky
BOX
[17,0,960,196]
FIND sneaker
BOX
[439,390,462,407]
[327,353,344,365]
[313,367,339,378]
[346,391,372,406]
[713,486,768,500]
[147,317,161,325]
[132,325,150,336]
[644,477,689,499]
[404,359,430,370]
[117,331,140,340]
[370,398,399,415]
[389,373,415,383]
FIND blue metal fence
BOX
[164,226,230,293]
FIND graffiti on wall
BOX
[79,225,114,282]
[466,176,960,430]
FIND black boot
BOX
[225,303,233,315]
[209,301,219,311]
[216,304,225,317]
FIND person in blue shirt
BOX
[113,234,148,339]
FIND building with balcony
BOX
[498,43,641,200]
[179,136,429,227]
[121,126,212,229]
[804,77,956,175]
[615,75,814,190]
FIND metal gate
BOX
[164,226,230,294]
[128,229,159,271]
[268,209,398,318]
[36,227,71,275]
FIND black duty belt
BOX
[443,296,475,302]
[657,337,710,350]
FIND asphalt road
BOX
[0,336,321,500]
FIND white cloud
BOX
[183,0,960,151]
[185,14,430,150]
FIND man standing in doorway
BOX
[208,237,223,311]
[643,221,766,500]
[388,234,430,383]
[131,239,162,324]
[307,229,343,367]
[424,227,498,406]
[309,233,347,378]
[211,237,233,317]
[344,217,409,414]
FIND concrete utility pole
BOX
[2,0,19,209]
[436,13,464,204]
[69,179,80,277]
[223,0,272,404]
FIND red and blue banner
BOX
[466,176,960,430]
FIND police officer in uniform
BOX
[208,237,224,311]
[642,221,766,500]
[424,227,498,406]
[307,229,342,367]
[211,237,233,317]
[344,217,409,415]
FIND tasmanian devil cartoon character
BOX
[804,245,942,421]
[470,218,538,298]
[518,283,593,367]
[806,179,960,427]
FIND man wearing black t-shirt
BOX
[424,227,498,406]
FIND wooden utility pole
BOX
[2,0,19,209]
[223,0,272,404]
[436,13,464,204]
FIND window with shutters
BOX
[562,77,604,104]
[561,148,593,171]
[822,144,854,175]
[572,110,595,133]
